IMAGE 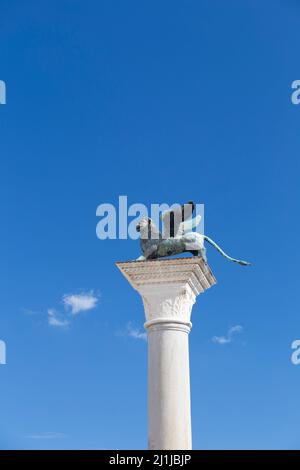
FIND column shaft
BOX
[147,322,192,450]
[116,258,216,450]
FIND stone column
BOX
[116,257,216,450]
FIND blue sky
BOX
[0,0,300,449]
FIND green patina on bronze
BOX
[136,201,250,267]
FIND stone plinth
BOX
[116,257,216,450]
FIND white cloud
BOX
[125,322,147,341]
[62,291,98,315]
[47,309,70,328]
[212,325,243,345]
[26,432,67,439]
[25,290,99,329]
[212,335,231,345]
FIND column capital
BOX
[116,257,216,328]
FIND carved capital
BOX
[116,257,216,330]
[140,283,195,328]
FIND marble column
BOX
[116,257,216,450]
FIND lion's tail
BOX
[204,235,251,266]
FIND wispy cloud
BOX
[47,309,70,328]
[25,290,99,329]
[62,291,98,315]
[47,291,99,328]
[124,322,147,341]
[212,325,243,345]
[26,432,67,439]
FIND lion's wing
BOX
[175,215,202,238]
[161,202,198,238]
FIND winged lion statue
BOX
[136,201,250,266]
